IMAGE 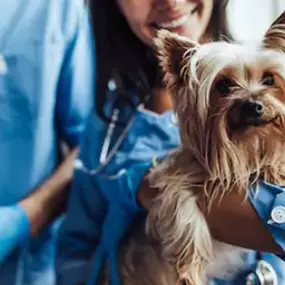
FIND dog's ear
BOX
[263,10,285,52]
[154,29,199,84]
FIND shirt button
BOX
[171,113,178,125]
[245,272,259,285]
[271,206,285,224]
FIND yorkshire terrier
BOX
[103,10,285,285]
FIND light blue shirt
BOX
[0,0,94,284]
[56,96,285,285]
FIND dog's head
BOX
[155,11,285,187]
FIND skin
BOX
[20,148,78,236]
[117,0,283,254]
[117,0,213,45]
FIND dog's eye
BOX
[262,72,274,86]
[215,78,235,95]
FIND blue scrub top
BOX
[56,95,285,285]
[0,0,94,284]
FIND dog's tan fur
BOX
[101,11,285,285]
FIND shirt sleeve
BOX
[0,204,30,265]
[55,2,94,147]
[249,181,285,257]
[56,134,108,285]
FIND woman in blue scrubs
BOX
[56,0,285,284]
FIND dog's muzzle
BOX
[229,99,271,129]
[241,99,264,119]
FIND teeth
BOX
[159,15,189,29]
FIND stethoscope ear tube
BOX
[99,108,120,165]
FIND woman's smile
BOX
[117,0,213,45]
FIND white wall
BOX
[227,0,285,44]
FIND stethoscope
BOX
[73,77,151,179]
[245,253,278,285]
[73,105,135,179]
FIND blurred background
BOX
[228,0,285,44]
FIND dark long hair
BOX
[89,0,232,122]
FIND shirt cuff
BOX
[0,204,30,263]
[15,204,30,241]
[118,161,153,212]
[249,181,285,254]
[98,161,153,212]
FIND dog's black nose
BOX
[241,99,264,118]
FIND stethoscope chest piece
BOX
[246,260,278,285]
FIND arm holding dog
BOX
[137,177,284,254]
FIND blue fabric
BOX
[87,162,152,285]
[0,0,94,284]
[0,205,30,263]
[56,109,179,285]
[56,107,285,285]
[249,182,285,250]
[249,182,285,284]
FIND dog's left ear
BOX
[154,29,199,84]
[263,10,285,52]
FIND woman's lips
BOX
[151,5,199,31]
[158,14,189,29]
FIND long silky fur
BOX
[147,149,213,285]
[100,13,285,285]
[146,28,285,285]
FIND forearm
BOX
[203,191,282,254]
[20,148,79,237]
[137,176,283,254]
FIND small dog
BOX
[103,10,285,285]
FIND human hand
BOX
[19,147,79,237]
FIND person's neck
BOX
[146,87,173,114]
